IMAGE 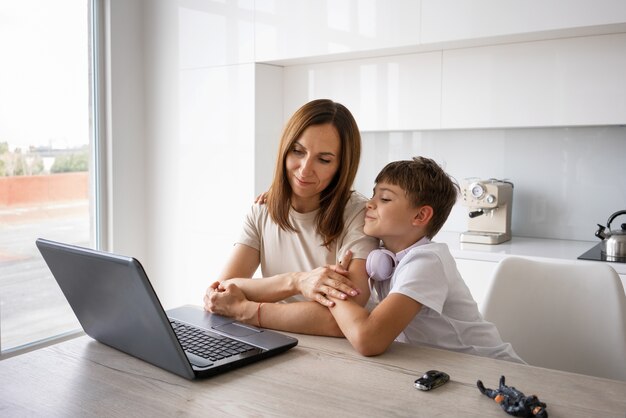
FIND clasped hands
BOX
[204,251,358,318]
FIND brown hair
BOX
[266,99,361,247]
[375,156,459,239]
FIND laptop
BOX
[35,238,298,379]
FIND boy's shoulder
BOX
[404,242,453,264]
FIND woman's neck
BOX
[290,196,320,213]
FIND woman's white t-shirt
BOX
[237,192,379,301]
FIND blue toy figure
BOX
[477,376,548,418]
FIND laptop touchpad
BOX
[213,322,261,337]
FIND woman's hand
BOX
[203,281,256,323]
[297,251,359,307]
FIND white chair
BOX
[483,256,626,381]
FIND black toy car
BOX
[414,370,450,391]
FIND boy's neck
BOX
[381,234,428,254]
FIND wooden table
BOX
[1,333,625,417]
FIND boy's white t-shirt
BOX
[371,239,524,363]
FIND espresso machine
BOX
[460,179,514,245]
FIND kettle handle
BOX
[607,210,626,229]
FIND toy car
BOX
[414,370,450,391]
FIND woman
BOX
[204,99,378,335]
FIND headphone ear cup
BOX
[366,249,398,281]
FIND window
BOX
[0,0,99,353]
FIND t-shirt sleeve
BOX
[237,204,262,250]
[389,250,449,314]
[338,199,379,261]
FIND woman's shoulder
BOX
[342,191,368,217]
[341,191,369,224]
[347,191,369,208]
[247,202,271,223]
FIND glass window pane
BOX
[0,0,92,351]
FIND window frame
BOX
[0,0,105,359]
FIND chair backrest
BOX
[483,256,626,381]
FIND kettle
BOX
[595,210,626,261]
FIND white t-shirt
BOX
[237,192,379,301]
[371,240,524,363]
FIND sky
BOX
[0,0,89,151]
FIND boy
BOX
[327,156,523,362]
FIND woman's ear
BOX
[412,205,434,227]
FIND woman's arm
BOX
[215,243,299,302]
[327,293,423,356]
[205,282,344,336]
[216,243,261,281]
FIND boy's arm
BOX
[327,293,423,356]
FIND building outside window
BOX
[0,0,98,353]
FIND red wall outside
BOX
[0,172,89,207]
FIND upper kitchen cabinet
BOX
[421,0,626,45]
[283,52,441,131]
[441,33,626,128]
[254,0,421,63]
[176,0,255,68]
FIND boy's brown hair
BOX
[375,156,459,239]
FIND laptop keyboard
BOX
[171,320,257,362]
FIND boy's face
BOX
[364,181,419,243]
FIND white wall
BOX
[254,64,284,195]
[140,0,259,308]
[105,0,146,261]
[354,127,626,242]
[105,0,261,308]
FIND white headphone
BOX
[366,240,428,282]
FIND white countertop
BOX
[435,231,626,275]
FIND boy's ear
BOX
[412,205,434,227]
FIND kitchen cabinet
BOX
[177,0,255,68]
[254,0,421,62]
[421,0,626,44]
[281,33,626,132]
[283,52,441,131]
[255,0,626,65]
[441,33,626,128]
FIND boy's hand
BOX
[338,249,353,270]
[255,192,268,205]
[297,250,359,307]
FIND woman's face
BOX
[285,123,341,213]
